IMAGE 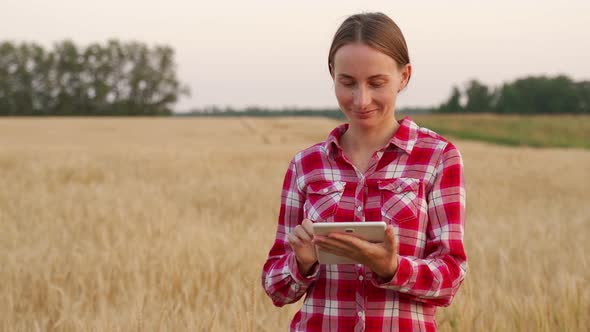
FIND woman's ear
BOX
[329,63,335,79]
[401,64,412,89]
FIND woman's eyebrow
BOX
[336,74,390,79]
[367,74,390,80]
[336,74,355,79]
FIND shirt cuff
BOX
[370,255,412,288]
[288,253,320,285]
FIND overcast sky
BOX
[2,0,589,112]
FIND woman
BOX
[262,12,468,332]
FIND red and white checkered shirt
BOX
[262,116,468,332]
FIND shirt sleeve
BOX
[261,159,320,307]
[369,142,469,307]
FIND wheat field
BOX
[0,117,588,331]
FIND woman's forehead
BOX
[333,44,398,77]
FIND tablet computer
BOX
[312,221,387,264]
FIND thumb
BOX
[302,219,314,236]
[384,225,396,248]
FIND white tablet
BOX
[312,221,387,264]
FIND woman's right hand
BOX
[287,219,318,276]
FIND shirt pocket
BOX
[378,178,420,224]
[303,181,346,222]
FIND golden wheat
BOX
[0,117,588,331]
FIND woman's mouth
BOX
[353,110,377,118]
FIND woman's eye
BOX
[341,81,355,87]
[370,82,385,88]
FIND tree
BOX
[495,76,579,114]
[437,85,464,113]
[0,42,18,115]
[464,79,493,113]
[575,81,590,114]
[434,75,590,114]
[0,40,189,115]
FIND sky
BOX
[2,0,589,112]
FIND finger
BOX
[316,236,354,252]
[294,226,312,242]
[328,232,372,251]
[311,235,328,244]
[325,232,382,265]
[384,225,397,249]
[287,233,302,248]
[322,247,349,257]
[316,241,349,257]
[301,219,314,237]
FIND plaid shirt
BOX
[262,116,468,332]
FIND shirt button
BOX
[322,188,328,193]
[358,275,364,281]
[395,187,402,193]
[357,206,362,212]
[358,311,364,318]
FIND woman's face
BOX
[331,43,410,129]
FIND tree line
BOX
[187,75,589,117]
[438,76,590,114]
[1,39,587,116]
[0,40,189,116]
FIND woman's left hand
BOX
[313,225,399,280]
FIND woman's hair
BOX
[328,12,411,85]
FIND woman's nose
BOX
[353,86,371,110]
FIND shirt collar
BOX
[324,116,418,157]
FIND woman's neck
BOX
[341,119,400,154]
